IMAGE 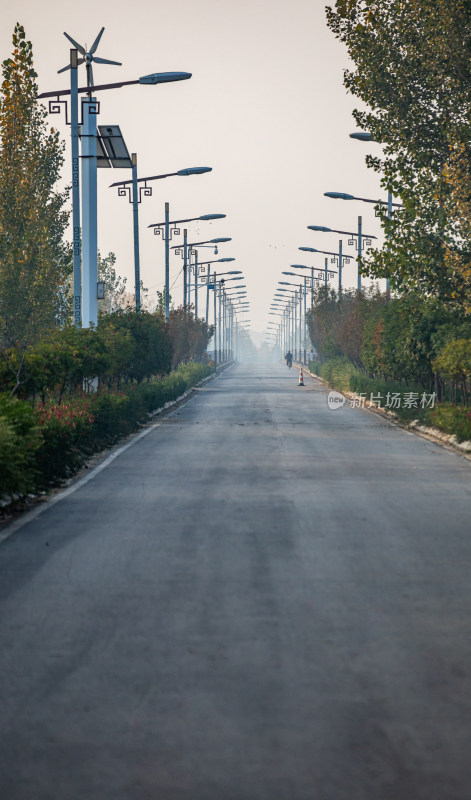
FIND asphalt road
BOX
[1,363,471,800]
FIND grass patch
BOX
[424,403,471,443]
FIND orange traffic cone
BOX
[298,367,305,386]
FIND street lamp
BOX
[207,274,244,363]
[39,31,192,327]
[283,270,320,361]
[297,250,340,289]
[110,165,212,310]
[325,191,402,293]
[185,256,236,320]
[308,223,377,291]
[278,284,301,358]
[148,211,226,320]
[348,131,403,292]
[171,237,232,308]
[349,131,396,220]
[324,191,402,208]
[300,240,354,294]
[202,268,241,323]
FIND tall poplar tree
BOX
[326,0,471,307]
[0,23,70,364]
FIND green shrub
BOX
[425,403,471,443]
[99,309,172,383]
[0,395,40,497]
[314,356,358,393]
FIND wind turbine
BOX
[57,27,121,328]
[57,27,121,91]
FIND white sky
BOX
[2,0,386,337]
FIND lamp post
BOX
[349,133,395,225]
[277,286,299,357]
[40,60,192,328]
[148,212,226,320]
[190,257,235,319]
[324,190,402,208]
[299,243,354,294]
[171,237,232,308]
[279,282,304,360]
[269,304,289,355]
[220,277,245,360]
[349,131,400,292]
[325,186,402,293]
[225,295,250,361]
[69,50,81,326]
[298,250,339,288]
[307,223,377,291]
[110,165,212,310]
[268,308,287,355]
[206,270,242,323]
[208,274,244,363]
[283,271,320,363]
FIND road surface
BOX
[1,363,471,800]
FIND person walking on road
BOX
[285,350,293,369]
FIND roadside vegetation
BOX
[304,1,471,444]
[0,27,215,510]
[0,307,215,508]
[308,288,471,442]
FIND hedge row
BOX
[309,357,471,442]
[0,362,214,505]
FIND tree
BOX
[167,307,214,366]
[0,23,71,391]
[326,0,471,305]
[433,339,471,404]
[99,309,172,382]
[306,286,347,359]
[0,23,70,392]
[97,251,127,314]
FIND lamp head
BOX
[177,167,212,176]
[324,192,354,200]
[139,72,192,84]
[349,131,373,141]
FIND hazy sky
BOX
[2,0,386,337]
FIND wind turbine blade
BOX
[89,27,105,55]
[63,32,85,55]
[57,57,84,74]
[92,56,122,66]
[88,64,94,88]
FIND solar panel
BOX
[97,125,132,168]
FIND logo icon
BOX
[327,390,345,410]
